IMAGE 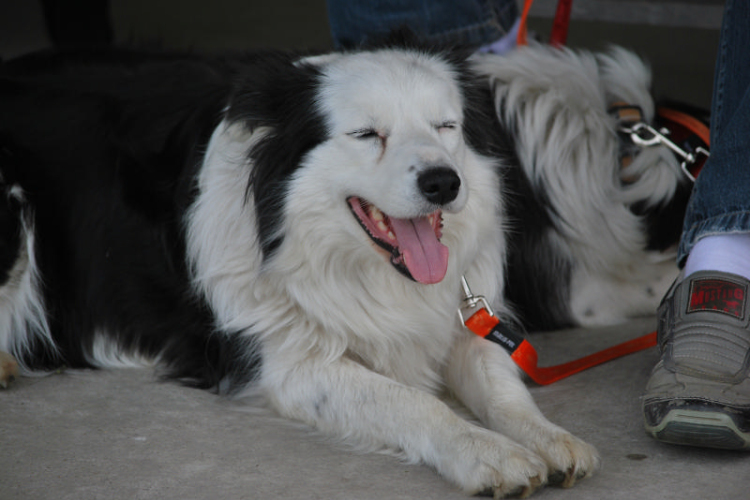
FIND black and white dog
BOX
[476,45,691,331]
[0,40,688,496]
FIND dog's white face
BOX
[297,50,470,284]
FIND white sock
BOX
[683,234,750,282]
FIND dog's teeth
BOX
[370,207,384,221]
[377,221,388,232]
[387,231,396,241]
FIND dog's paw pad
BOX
[0,351,19,389]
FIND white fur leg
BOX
[569,257,678,326]
[445,333,600,487]
[262,353,548,497]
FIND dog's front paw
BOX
[525,428,600,488]
[0,351,19,389]
[438,428,548,499]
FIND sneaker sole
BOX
[645,409,750,450]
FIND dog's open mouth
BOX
[347,196,448,284]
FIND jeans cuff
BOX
[678,211,750,265]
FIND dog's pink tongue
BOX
[389,216,449,284]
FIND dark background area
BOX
[0,1,723,108]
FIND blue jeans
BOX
[326,0,518,49]
[678,0,750,265]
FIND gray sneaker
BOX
[643,270,750,449]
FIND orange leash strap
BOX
[517,0,534,46]
[517,0,573,47]
[465,308,657,385]
[460,278,658,385]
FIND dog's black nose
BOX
[417,167,461,205]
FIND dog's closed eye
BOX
[348,128,381,140]
[434,120,457,132]
[348,128,388,150]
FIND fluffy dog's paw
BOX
[0,351,19,389]
[439,428,548,499]
[527,429,600,488]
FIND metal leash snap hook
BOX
[458,276,494,324]
[619,121,708,183]
[680,146,710,183]
[620,122,663,147]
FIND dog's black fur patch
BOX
[0,51,274,391]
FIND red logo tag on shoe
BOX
[688,278,747,318]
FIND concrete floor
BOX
[3,318,749,500]
[2,1,744,499]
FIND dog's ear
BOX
[225,53,329,259]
